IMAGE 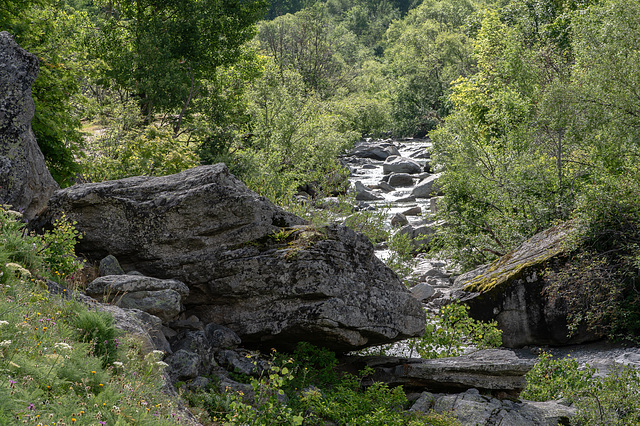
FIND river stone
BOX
[0,32,59,221]
[382,156,423,175]
[388,173,415,187]
[412,173,442,198]
[454,222,599,347]
[410,282,435,301]
[391,213,409,228]
[348,141,400,160]
[354,180,384,201]
[39,164,424,351]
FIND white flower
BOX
[0,321,9,326]
[0,340,12,347]
[155,361,169,368]
[112,361,124,367]
[151,350,165,357]
[54,342,72,351]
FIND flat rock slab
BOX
[342,349,534,394]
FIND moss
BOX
[462,225,572,294]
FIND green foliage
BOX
[521,352,594,403]
[543,171,640,342]
[81,99,199,181]
[343,208,390,244]
[185,342,460,425]
[72,310,120,367]
[0,209,180,424]
[95,0,268,132]
[414,303,502,358]
[384,0,477,136]
[225,359,305,425]
[523,352,640,426]
[40,212,84,278]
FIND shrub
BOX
[520,352,595,403]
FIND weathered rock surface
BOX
[354,180,384,201]
[388,173,415,187]
[411,173,442,198]
[39,164,425,351]
[348,141,400,160]
[86,275,189,323]
[454,222,598,347]
[412,388,576,426]
[0,32,59,220]
[382,156,423,175]
[344,349,534,394]
[188,224,425,351]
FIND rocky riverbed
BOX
[342,138,640,374]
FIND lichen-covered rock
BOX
[454,222,598,347]
[189,224,426,351]
[39,164,425,351]
[0,32,59,220]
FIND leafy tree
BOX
[95,0,268,134]
[384,0,477,136]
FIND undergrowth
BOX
[0,207,180,425]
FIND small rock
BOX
[402,206,422,216]
[410,283,435,301]
[166,350,200,382]
[98,255,124,276]
[388,173,415,187]
[205,323,241,350]
[354,181,384,201]
[391,213,409,228]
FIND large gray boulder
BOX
[39,164,425,351]
[411,173,442,198]
[0,32,59,220]
[348,141,400,160]
[455,222,598,347]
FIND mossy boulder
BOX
[454,222,599,347]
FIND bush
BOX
[520,352,595,403]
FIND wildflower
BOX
[54,343,72,351]
[0,321,8,326]
[151,350,164,357]
[112,361,123,367]
[0,340,11,347]
[91,371,96,374]
[28,403,35,410]
[156,361,169,368]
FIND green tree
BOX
[95,0,267,134]
[384,0,477,136]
